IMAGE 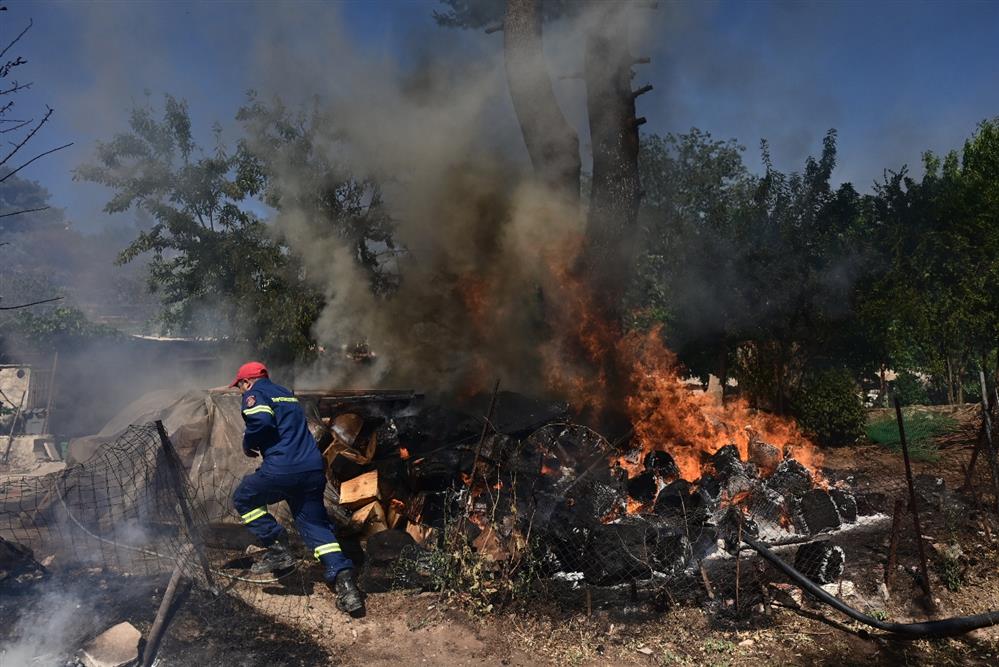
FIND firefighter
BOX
[230,361,364,615]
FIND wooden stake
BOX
[465,379,500,515]
[155,420,216,591]
[894,398,933,600]
[699,563,715,600]
[141,560,188,667]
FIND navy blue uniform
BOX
[232,378,353,579]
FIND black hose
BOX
[743,535,999,639]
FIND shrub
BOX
[792,367,865,446]
[892,370,929,406]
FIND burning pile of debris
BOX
[313,388,873,602]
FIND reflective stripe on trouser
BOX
[241,507,268,524]
[314,543,341,559]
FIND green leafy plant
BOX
[792,367,866,446]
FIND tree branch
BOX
[0,18,32,61]
[0,141,74,182]
[0,105,52,166]
[631,84,654,100]
[0,118,30,134]
[0,205,49,219]
[0,296,63,310]
[484,22,504,34]
[0,80,31,96]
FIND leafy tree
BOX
[857,118,999,403]
[75,96,322,363]
[634,129,869,412]
[629,129,757,389]
[236,94,400,295]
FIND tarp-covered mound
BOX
[67,389,214,468]
[65,389,301,525]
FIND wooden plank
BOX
[339,470,380,509]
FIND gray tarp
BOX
[68,389,309,526]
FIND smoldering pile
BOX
[314,390,878,604]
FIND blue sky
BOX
[8,0,999,232]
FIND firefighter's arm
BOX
[241,392,277,457]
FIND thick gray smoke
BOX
[243,4,652,395]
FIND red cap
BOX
[230,361,269,387]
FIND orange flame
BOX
[541,240,823,491]
[399,447,410,460]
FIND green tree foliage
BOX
[858,117,999,403]
[634,129,868,413]
[0,306,121,349]
[75,96,322,363]
[236,94,400,295]
[629,130,756,382]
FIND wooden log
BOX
[340,470,381,509]
[350,501,388,538]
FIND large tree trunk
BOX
[581,5,643,320]
[503,0,581,204]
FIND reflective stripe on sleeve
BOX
[242,405,275,417]
[314,543,342,559]
[241,507,268,524]
[271,396,299,403]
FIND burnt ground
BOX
[3,405,998,666]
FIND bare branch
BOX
[0,56,27,79]
[0,205,49,219]
[0,105,51,166]
[0,18,32,61]
[631,116,648,128]
[484,22,504,34]
[631,84,653,100]
[1,141,73,181]
[0,80,31,95]
[0,296,63,311]
[632,56,651,65]
[0,119,30,134]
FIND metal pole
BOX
[894,396,933,600]
[41,350,58,435]
[1,390,26,464]
[155,420,216,591]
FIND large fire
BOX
[539,241,823,485]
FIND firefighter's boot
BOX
[332,568,364,614]
[250,536,295,574]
